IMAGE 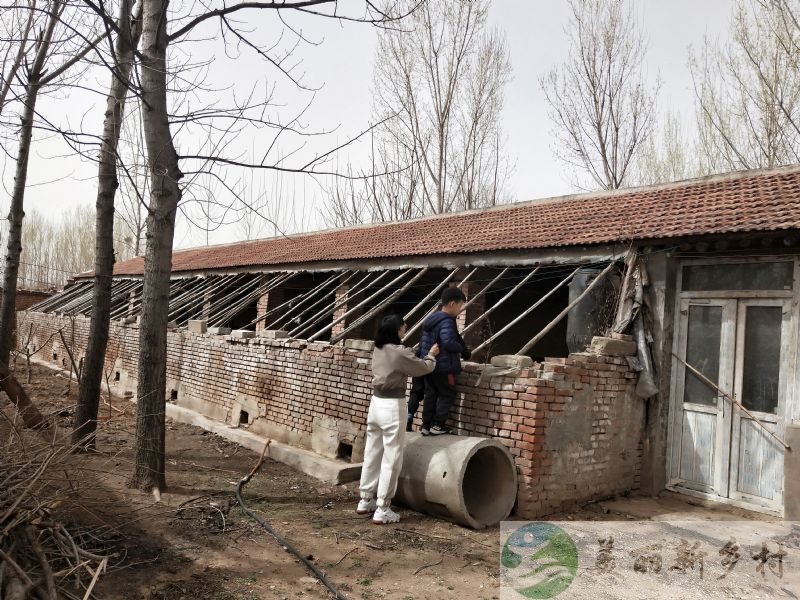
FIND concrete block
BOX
[490,354,534,369]
[785,424,800,519]
[188,319,207,334]
[167,321,178,329]
[258,329,288,339]
[589,336,637,357]
[344,339,374,352]
[611,332,634,341]
[207,326,231,335]
[231,329,255,339]
[120,315,136,325]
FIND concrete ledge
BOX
[258,329,288,339]
[164,403,361,484]
[491,354,533,368]
[207,326,231,335]
[589,336,637,357]
[231,329,255,339]
[344,339,374,352]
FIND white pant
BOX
[359,395,407,508]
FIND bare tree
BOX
[632,111,700,185]
[116,98,149,256]
[0,1,36,114]
[74,0,143,449]
[325,0,511,226]
[2,0,67,363]
[541,0,659,190]
[0,205,126,289]
[81,0,415,492]
[691,0,800,172]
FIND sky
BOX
[9,0,732,250]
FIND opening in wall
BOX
[336,441,353,462]
[169,389,178,401]
[239,409,249,425]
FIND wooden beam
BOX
[264,271,350,330]
[460,266,541,337]
[402,267,480,343]
[471,265,582,355]
[458,267,509,316]
[308,269,415,342]
[290,270,388,339]
[212,273,297,327]
[672,352,791,451]
[330,268,430,344]
[517,262,616,355]
[403,268,460,322]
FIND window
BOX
[682,262,793,291]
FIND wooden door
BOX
[669,299,736,496]
[728,299,790,511]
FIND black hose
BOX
[235,443,348,600]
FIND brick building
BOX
[22,165,800,518]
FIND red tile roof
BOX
[110,166,800,276]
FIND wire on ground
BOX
[235,441,348,600]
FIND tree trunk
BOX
[0,1,61,365]
[128,0,182,492]
[73,0,142,450]
[0,83,39,366]
[0,359,47,429]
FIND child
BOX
[418,287,470,435]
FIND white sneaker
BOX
[356,498,377,515]
[372,506,401,524]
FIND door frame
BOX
[667,298,736,496]
[666,256,800,516]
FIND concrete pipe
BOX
[395,432,518,529]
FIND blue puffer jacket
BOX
[418,311,469,374]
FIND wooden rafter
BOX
[330,268,430,344]
[472,265,582,355]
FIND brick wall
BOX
[0,289,53,312]
[19,310,644,518]
[16,290,53,311]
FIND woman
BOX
[357,314,439,524]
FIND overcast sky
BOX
[10,0,732,250]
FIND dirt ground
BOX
[0,363,774,600]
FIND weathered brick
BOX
[21,310,644,521]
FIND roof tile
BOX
[111,166,800,276]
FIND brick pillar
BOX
[459,281,487,352]
[256,278,284,332]
[331,278,364,341]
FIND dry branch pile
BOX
[0,434,113,599]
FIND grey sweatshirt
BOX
[371,344,436,399]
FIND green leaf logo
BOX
[501,523,579,599]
